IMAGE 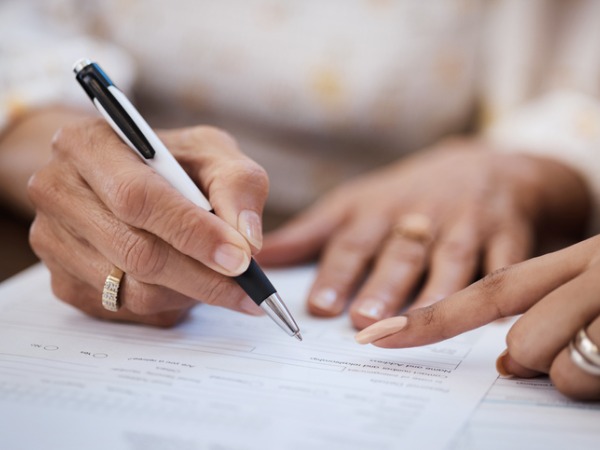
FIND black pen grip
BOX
[234,259,276,306]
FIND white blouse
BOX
[2,0,600,226]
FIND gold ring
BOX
[392,213,434,244]
[102,266,124,312]
[569,327,600,376]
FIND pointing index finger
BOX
[356,243,590,348]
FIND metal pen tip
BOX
[260,293,302,340]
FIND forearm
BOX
[484,91,600,235]
[519,153,591,237]
[0,107,90,218]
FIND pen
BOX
[73,58,302,341]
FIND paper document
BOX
[0,264,561,449]
[452,376,600,449]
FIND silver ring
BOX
[569,328,600,376]
[575,328,600,366]
[102,266,124,312]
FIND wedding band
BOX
[569,327,600,376]
[102,266,124,312]
[392,213,434,244]
[575,327,600,366]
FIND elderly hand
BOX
[355,235,600,400]
[28,119,269,326]
[258,138,589,330]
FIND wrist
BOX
[0,107,90,217]
[512,153,591,237]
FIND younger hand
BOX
[356,235,600,400]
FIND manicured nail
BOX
[311,288,338,311]
[495,349,513,377]
[355,316,408,345]
[238,210,262,250]
[214,243,250,275]
[356,299,386,320]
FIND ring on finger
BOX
[392,213,434,245]
[102,266,124,312]
[569,327,600,376]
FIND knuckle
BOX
[50,119,100,157]
[50,275,80,306]
[118,232,168,280]
[28,217,48,256]
[27,167,59,208]
[50,124,73,156]
[396,242,427,267]
[233,159,270,192]
[334,233,377,261]
[26,172,44,205]
[126,287,161,316]
[505,322,545,371]
[210,157,269,199]
[410,304,454,341]
[418,305,452,340]
[110,175,154,225]
[419,305,436,327]
[480,266,510,297]
[194,125,238,149]
[160,208,209,254]
[125,286,157,316]
[437,239,474,264]
[199,276,238,306]
[478,266,518,318]
[215,159,270,200]
[182,125,240,155]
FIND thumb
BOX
[496,349,542,378]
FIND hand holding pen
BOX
[27,60,300,338]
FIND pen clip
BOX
[74,61,156,159]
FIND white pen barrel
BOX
[98,87,212,212]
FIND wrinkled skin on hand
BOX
[28,119,269,326]
[259,138,590,330]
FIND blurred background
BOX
[2,0,600,281]
[0,209,36,281]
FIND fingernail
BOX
[355,316,408,345]
[356,299,386,320]
[214,243,250,275]
[311,288,338,311]
[238,210,262,250]
[495,349,513,377]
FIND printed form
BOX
[0,264,566,450]
[451,377,600,449]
